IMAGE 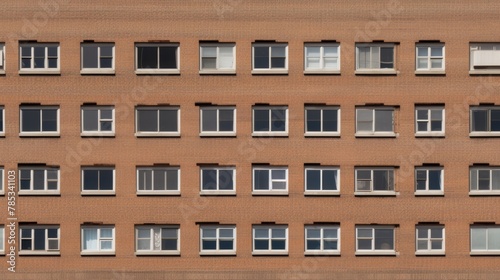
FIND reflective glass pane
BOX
[22,109,41,132]
[159,110,178,132]
[202,170,217,190]
[82,46,98,68]
[137,110,157,132]
[306,170,321,190]
[42,109,58,132]
[83,170,99,190]
[159,47,177,69]
[253,47,269,68]
[219,109,234,131]
[253,110,269,131]
[254,170,269,190]
[218,169,234,190]
[472,110,487,131]
[323,170,337,190]
[323,109,338,131]
[270,109,286,131]
[306,109,321,132]
[99,169,114,190]
[374,110,393,132]
[307,240,321,250]
[428,170,442,190]
[202,109,217,131]
[166,169,178,190]
[83,109,98,131]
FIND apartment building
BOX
[0,0,500,279]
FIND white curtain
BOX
[83,229,98,250]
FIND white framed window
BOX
[80,43,115,74]
[355,43,396,74]
[0,105,4,136]
[355,168,395,195]
[200,106,236,136]
[19,43,60,74]
[19,166,59,195]
[304,225,340,255]
[415,106,445,137]
[199,43,235,74]
[0,225,4,255]
[415,225,445,255]
[469,167,500,195]
[252,225,288,255]
[356,225,396,255]
[252,106,288,136]
[0,43,5,74]
[415,44,445,73]
[135,106,180,137]
[19,106,59,137]
[355,107,395,137]
[470,225,500,255]
[304,106,340,136]
[135,43,179,74]
[470,106,500,137]
[200,166,235,195]
[304,43,340,74]
[136,166,180,195]
[470,43,500,74]
[415,167,444,195]
[252,166,288,195]
[252,43,288,74]
[81,167,115,195]
[304,166,339,195]
[81,106,115,136]
[19,225,60,255]
[200,225,236,255]
[81,225,115,255]
[135,225,179,255]
[0,167,3,195]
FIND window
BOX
[470,106,500,136]
[19,43,59,74]
[135,43,179,74]
[252,106,288,136]
[81,106,114,136]
[19,226,60,255]
[415,167,444,195]
[304,225,340,255]
[304,106,340,136]
[471,225,500,255]
[415,225,444,255]
[135,225,179,255]
[135,106,180,137]
[356,226,396,255]
[252,225,288,255]
[0,43,5,74]
[304,166,339,195]
[355,168,395,195]
[304,43,340,74]
[81,167,115,195]
[0,226,4,255]
[470,167,500,195]
[199,43,235,74]
[0,167,3,195]
[356,43,396,74]
[415,107,444,136]
[19,166,59,195]
[80,43,114,74]
[81,226,115,255]
[253,166,288,195]
[200,106,236,136]
[200,225,236,255]
[20,106,59,136]
[355,107,395,137]
[0,106,4,136]
[415,44,445,73]
[136,166,180,195]
[200,166,235,195]
[252,43,288,74]
[470,43,500,74]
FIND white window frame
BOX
[304,166,340,196]
[81,225,115,255]
[0,167,3,195]
[355,107,396,137]
[135,106,180,137]
[0,105,4,136]
[252,166,288,195]
[251,43,288,74]
[200,225,236,255]
[19,106,60,137]
[19,43,60,74]
[356,225,396,255]
[135,43,180,74]
[304,106,340,137]
[469,167,500,195]
[0,225,4,255]
[415,225,445,255]
[18,166,60,195]
[415,106,445,137]
[415,43,445,74]
[0,43,5,74]
[80,43,115,74]
[200,166,236,195]
[81,167,115,195]
[469,43,500,74]
[355,43,396,74]
[199,106,236,136]
[470,225,500,255]
[469,106,500,137]
[135,225,180,255]
[304,43,340,74]
[355,167,396,196]
[81,106,115,137]
[304,225,340,255]
[136,166,180,195]
[414,167,444,196]
[252,225,288,255]
[19,225,60,255]
[199,43,236,74]
[252,106,288,137]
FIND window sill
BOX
[19,251,60,256]
[469,69,500,75]
[354,191,397,196]
[252,191,288,196]
[135,69,180,75]
[469,191,500,196]
[199,69,236,75]
[81,132,115,137]
[252,132,288,137]
[470,251,500,256]
[303,70,340,75]
[415,132,445,138]
[81,191,115,196]
[0,70,5,75]
[251,69,288,75]
[137,191,180,196]
[19,132,60,137]
[135,251,180,256]
[18,191,60,196]
[135,132,181,137]
[200,191,236,196]
[469,132,500,137]
[304,132,340,137]
[355,132,397,138]
[81,251,115,256]
[200,251,236,256]
[252,251,288,256]
[304,191,340,196]
[415,251,445,256]
[80,69,115,75]
[200,132,236,137]
[415,70,446,75]
[19,69,61,75]
[355,69,397,75]
[414,191,444,196]
[304,251,340,256]
[355,251,397,256]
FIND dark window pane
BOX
[254,110,269,131]
[202,109,217,131]
[375,229,394,250]
[491,110,500,131]
[100,121,112,131]
[373,170,389,190]
[324,240,338,250]
[431,120,442,131]
[21,58,31,68]
[323,109,338,131]
[22,109,41,131]
[138,170,151,190]
[34,47,45,68]
[166,170,178,190]
[271,240,286,250]
[100,58,112,68]
[254,240,268,250]
[306,170,321,190]
[219,240,233,250]
[47,47,58,57]
[137,110,158,132]
[380,47,394,68]
[159,110,178,132]
[34,229,46,250]
[219,109,234,131]
[47,228,58,238]
[159,47,177,69]
[358,239,372,250]
[202,170,217,190]
[202,240,217,250]
[202,57,216,69]
[21,47,31,57]
[42,109,57,132]
[100,46,113,57]
[472,110,487,131]
[33,170,45,190]
[82,46,98,68]
[84,170,99,190]
[34,58,45,68]
[0,109,3,131]
[307,240,321,250]
[375,110,393,132]
[99,170,113,190]
[162,239,177,250]
[137,46,158,69]
[323,170,337,190]
[254,47,269,68]
[270,57,285,68]
[428,170,441,190]
[254,170,269,190]
[83,109,98,131]
[271,109,286,131]
[22,239,32,250]
[153,170,166,190]
[219,170,234,190]
[306,110,321,132]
